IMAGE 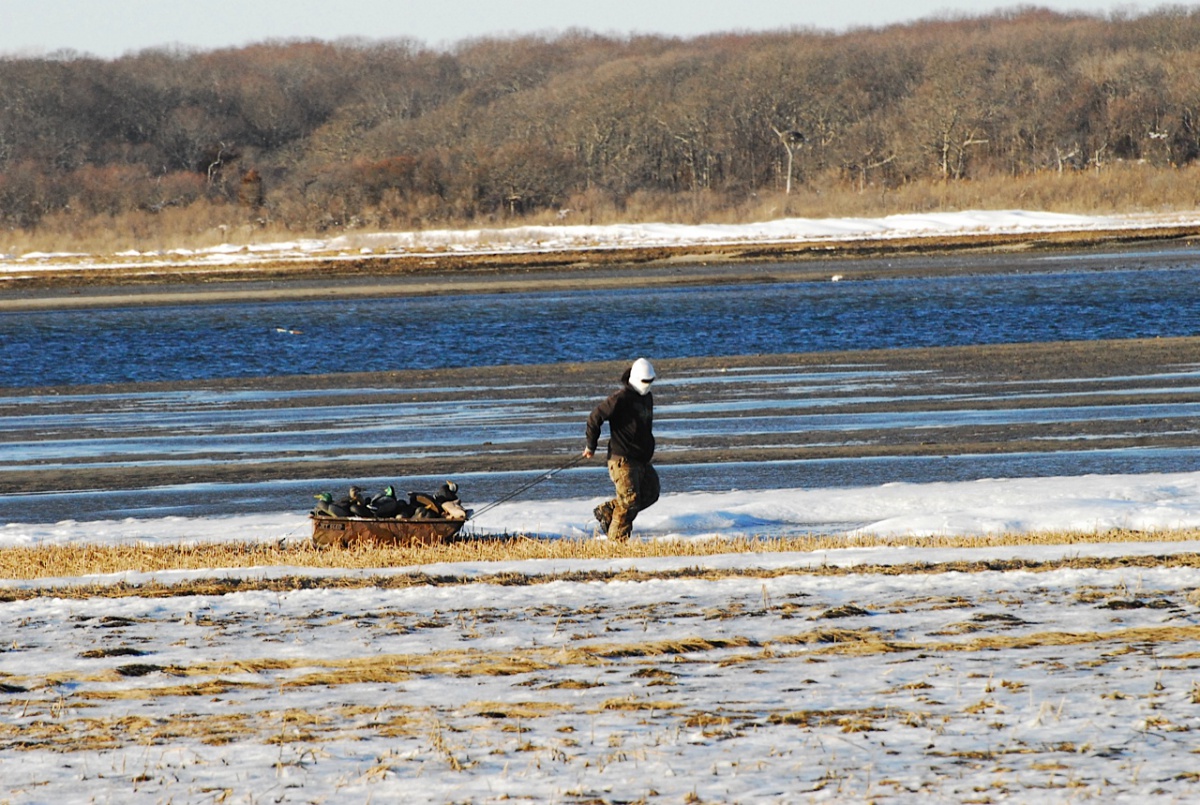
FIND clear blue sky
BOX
[2,0,1192,58]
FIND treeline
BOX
[4,6,1200,239]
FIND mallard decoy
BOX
[440,498,469,520]
[369,485,400,518]
[347,486,373,518]
[313,492,350,518]
[409,491,442,518]
[433,480,469,520]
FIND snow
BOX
[3,472,1200,801]
[6,471,1200,550]
[4,208,1199,272]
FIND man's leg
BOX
[639,463,660,510]
[607,457,650,541]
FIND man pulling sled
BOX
[583,357,660,541]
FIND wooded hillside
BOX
[4,7,1200,245]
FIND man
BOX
[583,357,660,540]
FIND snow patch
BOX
[5,209,1195,274]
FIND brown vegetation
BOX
[1,527,1196,593]
[6,8,1200,252]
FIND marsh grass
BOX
[18,615,1200,704]
[2,527,1198,585]
[12,162,1200,255]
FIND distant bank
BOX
[4,211,1200,311]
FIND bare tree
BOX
[4,10,1200,233]
[772,127,805,194]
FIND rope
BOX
[469,454,586,521]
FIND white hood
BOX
[629,357,656,396]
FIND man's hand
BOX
[581,447,594,459]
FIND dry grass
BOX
[8,162,1200,255]
[2,203,286,256]
[0,528,1193,606]
[765,162,1200,222]
[2,527,1198,584]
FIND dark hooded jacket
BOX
[585,370,655,462]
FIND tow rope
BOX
[469,454,587,521]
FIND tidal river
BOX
[1,243,1199,523]
[3,245,1200,388]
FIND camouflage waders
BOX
[595,456,660,540]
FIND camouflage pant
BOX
[597,457,660,541]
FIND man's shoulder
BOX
[604,385,631,402]
[589,386,626,417]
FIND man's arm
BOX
[583,392,619,457]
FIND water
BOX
[2,260,1198,388]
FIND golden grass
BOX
[0,529,1195,602]
[0,695,622,754]
[599,696,681,712]
[2,527,1198,584]
[769,707,902,730]
[11,162,1200,255]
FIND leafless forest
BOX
[5,7,1200,247]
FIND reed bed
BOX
[1,527,1197,582]
[12,163,1200,257]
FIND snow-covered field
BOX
[3,473,1200,802]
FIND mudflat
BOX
[4,336,1199,496]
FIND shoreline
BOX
[2,220,1199,310]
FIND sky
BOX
[1,0,1194,58]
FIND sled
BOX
[310,515,466,547]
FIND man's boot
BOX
[593,503,613,538]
